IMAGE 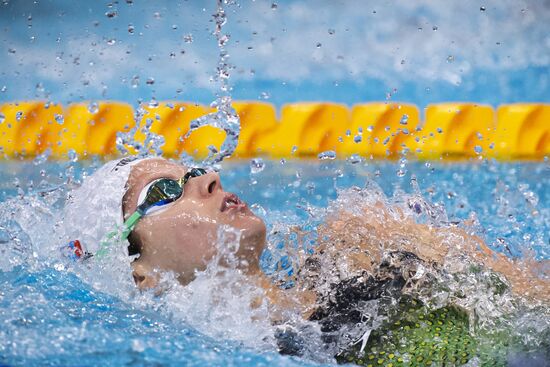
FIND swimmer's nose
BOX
[190,172,222,197]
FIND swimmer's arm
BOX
[252,275,317,322]
[324,203,550,301]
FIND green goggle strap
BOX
[95,211,143,259]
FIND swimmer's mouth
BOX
[221,193,246,212]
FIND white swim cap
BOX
[61,156,142,255]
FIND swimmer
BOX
[63,156,549,364]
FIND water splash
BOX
[115,103,165,158]
[181,0,241,167]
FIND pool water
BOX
[0,159,549,366]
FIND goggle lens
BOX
[137,167,208,214]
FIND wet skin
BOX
[122,158,266,288]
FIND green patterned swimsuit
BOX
[302,251,543,367]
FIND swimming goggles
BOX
[94,167,208,258]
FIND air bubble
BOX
[328,28,335,35]
[353,135,362,143]
[146,77,155,85]
[474,145,483,154]
[400,114,409,125]
[16,111,23,121]
[0,113,4,124]
[128,24,135,34]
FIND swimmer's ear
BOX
[131,262,159,290]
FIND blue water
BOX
[0,159,549,366]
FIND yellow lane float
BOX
[340,103,420,158]
[417,103,495,159]
[0,101,63,158]
[0,101,548,160]
[493,104,550,159]
[53,102,134,158]
[255,102,349,157]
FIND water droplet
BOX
[146,77,155,85]
[183,34,194,43]
[400,114,409,125]
[87,102,99,114]
[259,92,270,100]
[347,154,362,164]
[171,24,178,30]
[16,111,23,121]
[0,85,6,93]
[153,11,161,19]
[432,25,438,31]
[353,135,362,143]
[106,38,116,46]
[271,3,278,10]
[480,6,486,11]
[447,55,455,63]
[250,158,265,174]
[128,24,135,34]
[33,148,51,165]
[131,339,145,353]
[318,150,336,160]
[436,127,443,133]
[105,10,117,18]
[474,145,483,154]
[131,75,140,88]
[396,169,406,177]
[400,59,406,65]
[8,48,16,54]
[328,28,335,35]
[54,114,64,124]
[0,113,5,124]
[316,42,322,48]
[148,99,159,108]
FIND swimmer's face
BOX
[122,158,266,286]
